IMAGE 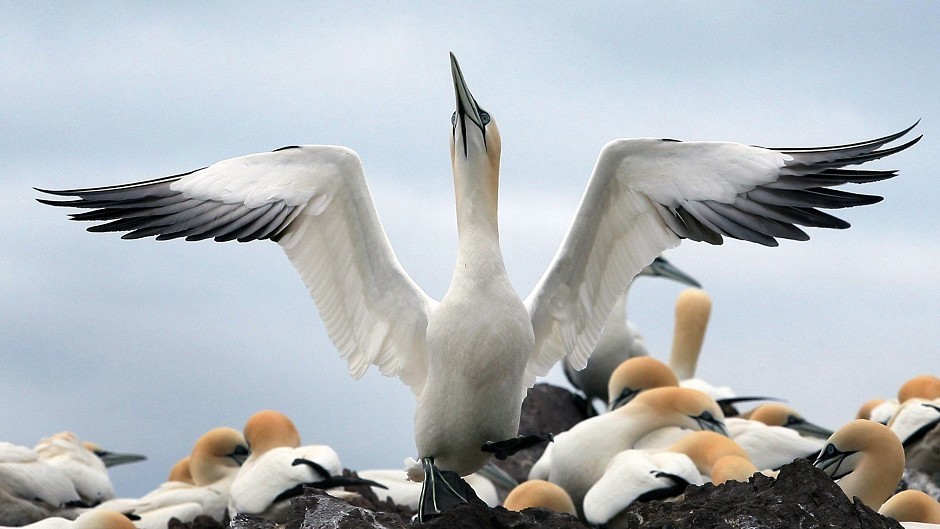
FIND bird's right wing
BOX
[37,145,436,394]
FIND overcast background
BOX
[2,2,938,498]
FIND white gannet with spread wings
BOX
[38,53,919,520]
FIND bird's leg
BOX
[417,457,471,522]
[480,433,554,460]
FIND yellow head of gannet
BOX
[503,480,577,515]
[606,356,679,410]
[813,419,905,510]
[665,430,751,479]
[746,403,833,439]
[898,375,940,403]
[856,398,887,420]
[878,489,940,524]
[189,427,249,486]
[669,288,712,381]
[710,455,760,485]
[167,456,194,484]
[242,409,302,456]
[69,509,138,529]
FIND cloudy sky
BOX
[2,2,938,497]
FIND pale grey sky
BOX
[2,2,938,497]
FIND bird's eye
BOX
[480,111,490,125]
[451,112,457,125]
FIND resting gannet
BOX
[888,399,940,476]
[582,431,755,527]
[563,256,700,409]
[355,469,498,510]
[534,387,726,515]
[899,375,940,403]
[96,427,248,528]
[37,53,919,520]
[228,410,379,522]
[34,432,145,506]
[745,403,833,439]
[0,509,137,529]
[166,457,193,484]
[813,419,905,510]
[0,442,82,526]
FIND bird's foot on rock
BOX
[417,457,472,523]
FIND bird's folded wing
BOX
[524,124,919,386]
[37,145,435,393]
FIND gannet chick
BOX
[813,419,905,510]
[606,356,679,410]
[97,427,248,528]
[503,480,576,515]
[879,489,940,526]
[34,432,145,506]
[0,509,137,529]
[38,52,920,522]
[0,442,82,525]
[538,387,726,515]
[229,410,372,522]
[563,256,699,409]
[746,403,833,439]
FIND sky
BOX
[2,2,938,498]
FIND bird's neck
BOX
[452,157,504,277]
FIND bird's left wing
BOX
[38,145,436,393]
[524,125,920,386]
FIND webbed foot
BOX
[417,457,472,522]
[480,432,554,460]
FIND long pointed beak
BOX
[642,256,702,288]
[95,450,147,468]
[450,52,486,155]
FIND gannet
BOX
[724,415,826,470]
[0,442,82,525]
[898,375,940,403]
[563,256,700,409]
[606,356,679,410]
[166,457,193,484]
[582,431,755,527]
[33,432,145,507]
[0,509,137,529]
[745,403,833,439]
[533,387,726,515]
[888,399,940,476]
[879,490,940,527]
[37,53,919,520]
[502,480,576,515]
[228,410,379,522]
[96,427,248,528]
[813,419,905,510]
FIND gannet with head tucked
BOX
[0,442,82,526]
[96,427,248,528]
[879,489,940,527]
[37,53,919,520]
[33,432,145,507]
[533,387,727,515]
[744,403,833,439]
[503,479,576,515]
[228,410,376,522]
[0,509,137,529]
[562,256,700,409]
[606,356,680,410]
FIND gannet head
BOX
[81,440,147,468]
[748,403,834,438]
[639,256,702,287]
[71,509,138,529]
[167,455,194,484]
[449,53,501,181]
[813,419,905,509]
[626,386,728,436]
[898,374,940,402]
[189,427,249,485]
[503,479,577,515]
[666,430,750,477]
[607,357,679,410]
[242,409,302,457]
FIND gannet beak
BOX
[785,418,835,439]
[813,444,857,480]
[694,411,729,436]
[643,256,701,288]
[450,52,488,156]
[94,449,147,467]
[608,388,640,411]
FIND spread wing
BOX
[524,124,920,385]
[37,145,436,394]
